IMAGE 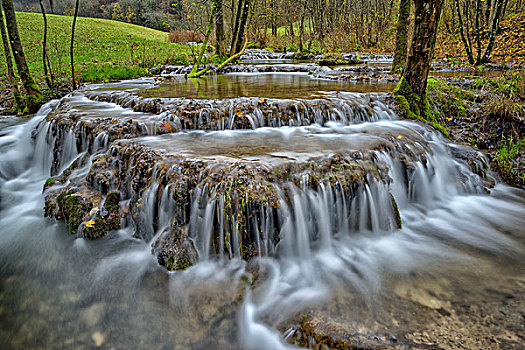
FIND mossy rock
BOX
[82,191,121,239]
[44,199,57,218]
[62,195,91,234]
[43,178,57,192]
[390,193,402,229]
[318,59,361,66]
[164,241,199,271]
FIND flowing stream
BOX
[1,73,525,349]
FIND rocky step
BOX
[43,122,468,272]
[41,90,397,175]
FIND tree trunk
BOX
[394,0,447,136]
[474,0,482,65]
[39,0,53,88]
[481,0,506,63]
[403,0,445,97]
[455,0,475,64]
[0,1,22,109]
[233,0,250,55]
[2,0,43,113]
[215,0,226,58]
[270,0,277,35]
[188,0,217,78]
[391,0,410,73]
[231,0,243,54]
[70,0,80,90]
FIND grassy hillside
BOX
[0,12,191,86]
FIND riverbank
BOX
[427,73,525,187]
[2,65,525,349]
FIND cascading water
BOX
[1,75,525,350]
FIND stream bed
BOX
[1,69,525,349]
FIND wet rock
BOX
[91,331,104,347]
[318,59,363,66]
[289,314,396,349]
[80,191,121,239]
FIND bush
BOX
[168,29,204,44]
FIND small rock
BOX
[92,331,104,347]
[437,307,451,317]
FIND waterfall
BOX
[1,75,524,350]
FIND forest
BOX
[0,0,524,349]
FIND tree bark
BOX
[403,0,445,97]
[474,0,482,65]
[231,0,243,53]
[455,0,475,64]
[234,0,250,55]
[0,1,22,109]
[270,0,277,35]
[215,0,226,58]
[481,0,506,63]
[70,0,80,90]
[391,0,410,73]
[2,0,43,113]
[39,0,53,88]
[188,0,217,78]
[394,0,448,137]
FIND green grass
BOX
[493,136,525,186]
[266,21,311,36]
[0,12,192,85]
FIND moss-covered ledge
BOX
[393,76,449,137]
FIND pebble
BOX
[92,331,104,347]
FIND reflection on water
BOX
[139,74,396,99]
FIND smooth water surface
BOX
[139,74,396,99]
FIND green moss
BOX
[104,191,120,213]
[56,190,74,209]
[394,77,421,120]
[44,200,56,218]
[83,192,121,239]
[457,105,466,117]
[394,77,449,137]
[63,195,90,233]
[164,244,196,271]
[43,178,56,192]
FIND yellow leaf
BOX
[86,220,96,228]
[397,135,403,139]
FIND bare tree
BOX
[39,0,54,88]
[0,1,22,110]
[455,0,508,64]
[391,0,411,73]
[70,0,80,90]
[2,0,43,113]
[188,0,218,78]
[215,0,226,58]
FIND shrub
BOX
[168,29,204,44]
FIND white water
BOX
[1,90,525,349]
